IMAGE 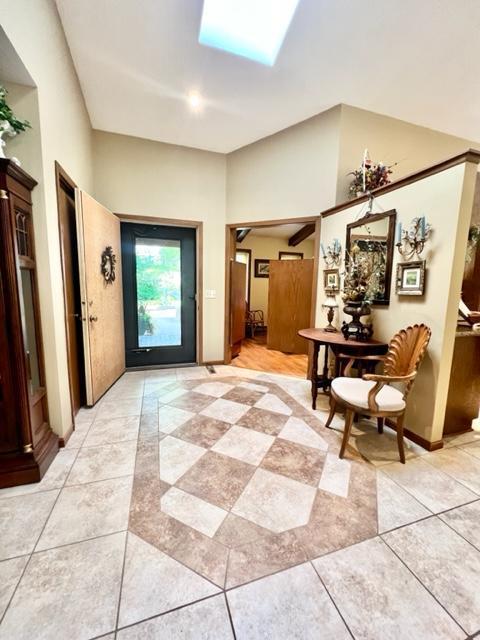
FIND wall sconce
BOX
[395,216,432,260]
[321,239,342,267]
[322,294,338,332]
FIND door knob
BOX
[89,315,98,322]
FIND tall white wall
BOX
[1,0,93,437]
[92,130,227,362]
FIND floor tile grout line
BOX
[376,462,475,515]
[61,472,135,491]
[223,591,238,640]
[310,560,355,639]
[435,510,480,554]
[114,590,224,634]
[419,449,480,497]
[380,529,469,636]
[0,450,78,627]
[30,527,129,557]
[113,530,130,633]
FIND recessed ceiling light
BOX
[187,91,203,111]
[199,0,300,66]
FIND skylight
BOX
[199,0,300,66]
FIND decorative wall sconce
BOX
[101,246,116,283]
[395,216,432,260]
[321,239,342,267]
[322,294,339,332]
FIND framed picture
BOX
[323,268,340,292]
[278,251,303,260]
[254,259,270,278]
[396,260,426,296]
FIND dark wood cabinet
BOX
[0,159,58,488]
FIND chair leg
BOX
[396,413,406,464]
[339,409,355,459]
[325,396,336,429]
[377,417,384,434]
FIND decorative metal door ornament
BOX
[101,246,116,283]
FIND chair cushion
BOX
[331,377,406,412]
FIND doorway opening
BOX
[121,221,199,368]
[55,163,86,420]
[225,217,320,377]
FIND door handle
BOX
[89,315,98,322]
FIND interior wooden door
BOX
[230,260,247,357]
[267,259,313,354]
[75,190,125,404]
[58,188,85,415]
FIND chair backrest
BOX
[384,324,431,394]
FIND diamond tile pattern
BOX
[129,376,378,588]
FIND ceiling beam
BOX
[236,228,251,243]
[288,223,315,246]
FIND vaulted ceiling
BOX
[56,0,480,153]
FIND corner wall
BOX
[318,161,478,444]
[1,0,93,437]
[226,106,341,222]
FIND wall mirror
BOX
[345,209,397,306]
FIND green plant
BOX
[0,85,31,133]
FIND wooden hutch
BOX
[0,159,58,488]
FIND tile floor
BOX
[1,365,480,639]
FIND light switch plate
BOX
[205,289,217,299]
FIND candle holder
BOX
[322,295,338,332]
[321,239,342,267]
[395,216,432,260]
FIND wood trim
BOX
[224,216,319,366]
[115,213,204,365]
[0,158,38,191]
[201,359,225,366]
[235,248,252,306]
[288,223,316,247]
[58,421,74,448]
[226,215,319,229]
[322,148,480,219]
[385,418,444,451]
[55,162,79,427]
[307,218,321,379]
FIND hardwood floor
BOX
[232,333,308,378]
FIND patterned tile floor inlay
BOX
[2,365,480,638]
[130,376,377,588]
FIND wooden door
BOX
[75,190,125,404]
[230,261,247,357]
[267,259,313,354]
[58,188,85,415]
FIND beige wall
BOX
[226,106,341,222]
[336,104,479,203]
[92,130,227,362]
[318,162,477,444]
[237,233,314,320]
[1,0,93,438]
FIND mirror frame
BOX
[345,209,397,306]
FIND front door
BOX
[75,190,125,405]
[121,222,196,368]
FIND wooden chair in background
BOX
[246,309,265,338]
[325,324,432,463]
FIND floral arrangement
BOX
[342,243,384,302]
[0,85,30,134]
[466,224,480,264]
[348,150,395,199]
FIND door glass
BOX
[135,237,182,347]
[19,269,41,395]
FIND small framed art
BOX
[396,260,426,296]
[254,259,270,278]
[278,251,303,260]
[323,268,340,292]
